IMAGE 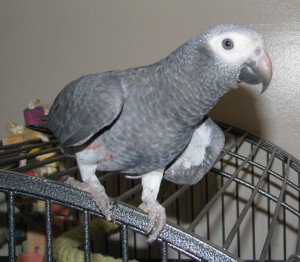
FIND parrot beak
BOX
[238,51,272,93]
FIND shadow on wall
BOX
[209,84,265,138]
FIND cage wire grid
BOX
[0,122,299,261]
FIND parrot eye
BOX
[222,38,234,50]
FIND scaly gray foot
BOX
[65,177,114,222]
[139,201,166,243]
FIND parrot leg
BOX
[139,169,166,243]
[64,164,114,222]
[164,118,225,185]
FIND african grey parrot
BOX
[46,24,272,243]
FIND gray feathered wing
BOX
[47,74,124,147]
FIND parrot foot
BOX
[64,177,115,222]
[88,184,115,223]
[139,201,166,243]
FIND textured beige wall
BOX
[0,0,300,159]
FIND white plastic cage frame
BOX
[0,121,299,261]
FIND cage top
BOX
[0,122,299,261]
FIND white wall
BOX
[0,0,300,159]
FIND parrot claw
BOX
[64,177,114,222]
[139,201,166,243]
[88,184,114,222]
[64,176,81,187]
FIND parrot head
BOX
[201,24,272,93]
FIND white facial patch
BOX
[207,32,264,65]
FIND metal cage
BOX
[0,122,300,261]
